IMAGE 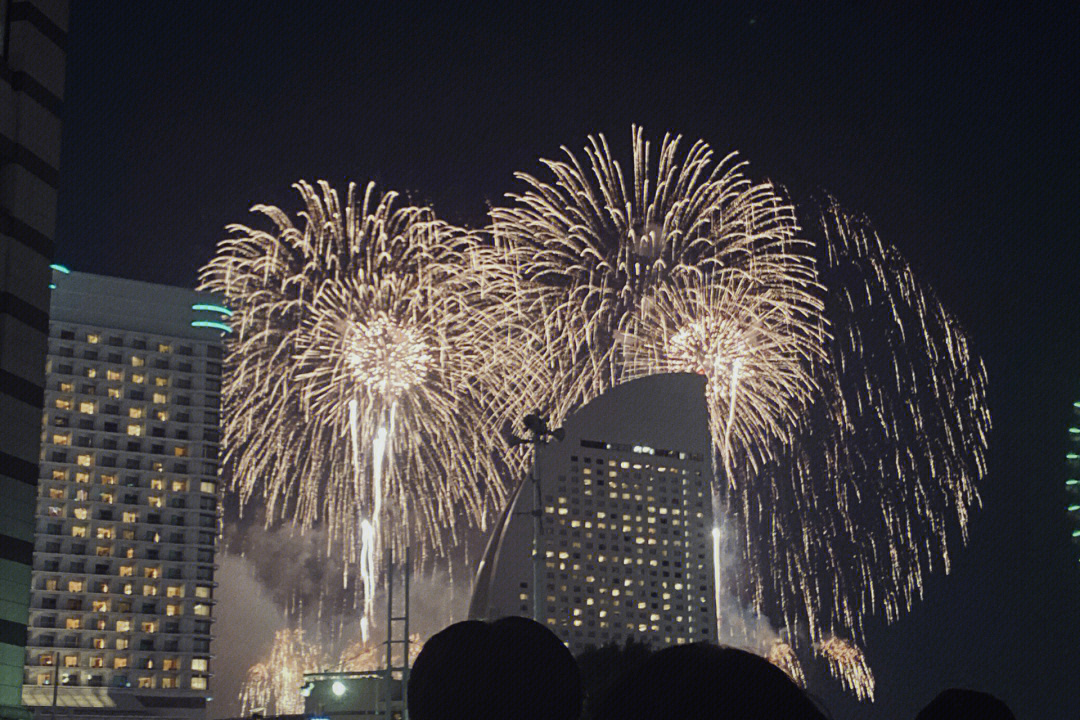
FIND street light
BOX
[507,411,564,623]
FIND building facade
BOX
[20,270,228,719]
[1,2,68,719]
[470,374,719,656]
[1067,396,1080,556]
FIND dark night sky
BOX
[53,4,1078,718]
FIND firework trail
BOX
[201,181,528,633]
[816,636,875,702]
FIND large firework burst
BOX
[491,126,825,428]
[494,128,989,696]
[200,181,525,628]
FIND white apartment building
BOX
[470,374,719,656]
[21,269,228,719]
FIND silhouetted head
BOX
[408,616,582,720]
[915,688,1016,719]
[596,643,826,720]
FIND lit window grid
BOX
[25,323,221,692]
[535,445,716,654]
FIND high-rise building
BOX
[1,3,69,719]
[1066,396,1080,556]
[20,269,228,720]
[470,374,719,655]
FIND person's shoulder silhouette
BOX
[916,688,1016,719]
[408,616,582,720]
[596,643,827,720]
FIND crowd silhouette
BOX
[408,617,1016,720]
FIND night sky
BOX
[53,4,1078,718]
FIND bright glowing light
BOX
[191,303,234,316]
[49,263,70,274]
[331,681,346,697]
[190,320,233,333]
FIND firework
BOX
[240,627,426,714]
[766,639,805,687]
[240,629,321,716]
[816,637,875,702]
[491,126,824,431]
[495,129,988,698]
[200,181,527,631]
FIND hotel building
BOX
[20,269,229,719]
[470,374,719,655]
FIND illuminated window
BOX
[166,585,184,598]
[76,454,93,467]
[67,580,84,593]
[193,604,210,617]
[162,658,180,671]
[74,472,90,484]
[78,401,95,414]
[90,656,104,668]
[87,334,100,344]
[59,382,73,392]
[171,480,189,492]
[157,344,171,354]
[107,387,122,399]
[127,424,142,436]
[137,676,155,689]
[191,676,207,690]
[107,369,123,381]
[55,398,72,410]
[122,511,138,523]
[51,469,67,481]
[93,637,107,649]
[128,407,144,419]
[141,621,158,633]
[131,356,145,367]
[96,527,114,539]
[100,473,118,485]
[173,446,187,457]
[153,393,167,404]
[132,373,145,384]
[49,487,65,499]
[165,604,181,616]
[63,655,78,667]
[161,676,177,688]
[116,638,129,650]
[100,492,114,504]
[85,368,97,378]
[155,409,169,421]
[52,433,70,445]
[65,617,81,629]
[35,674,50,686]
[95,545,111,556]
[200,481,216,494]
[71,525,87,538]
[144,567,161,579]
[119,565,134,577]
[143,584,158,596]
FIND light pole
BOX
[508,412,564,624]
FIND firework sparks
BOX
[240,628,427,715]
[495,129,989,698]
[200,181,528,632]
[214,128,988,703]
[240,629,321,716]
[817,637,875,702]
[766,639,805,687]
